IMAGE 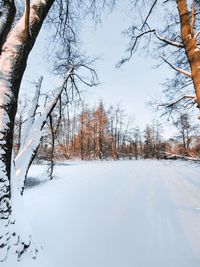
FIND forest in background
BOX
[14,95,200,166]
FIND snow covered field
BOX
[2,160,200,267]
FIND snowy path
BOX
[3,160,200,267]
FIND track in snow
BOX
[3,160,200,267]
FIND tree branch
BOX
[164,95,196,108]
[159,95,196,119]
[25,0,30,37]
[194,30,200,39]
[72,73,97,87]
[161,56,192,77]
[140,0,158,31]
[117,29,155,66]
[154,31,184,48]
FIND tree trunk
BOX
[0,0,54,261]
[0,0,16,54]
[177,0,200,107]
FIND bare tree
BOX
[173,112,198,155]
[0,0,115,261]
[94,100,107,159]
[119,0,200,116]
[143,121,163,159]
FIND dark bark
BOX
[0,0,16,54]
[48,114,55,180]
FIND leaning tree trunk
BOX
[14,70,73,195]
[0,0,54,261]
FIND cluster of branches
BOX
[119,0,200,117]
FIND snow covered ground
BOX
[2,159,200,267]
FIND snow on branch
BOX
[20,77,43,148]
[194,30,200,40]
[1,0,54,56]
[117,27,184,67]
[14,67,74,193]
[154,31,184,48]
[161,56,192,77]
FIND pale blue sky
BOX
[21,2,177,138]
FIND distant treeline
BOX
[20,100,199,162]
